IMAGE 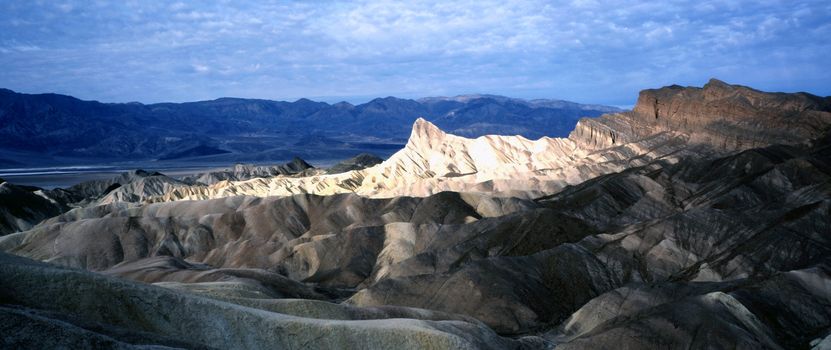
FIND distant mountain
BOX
[0,88,619,167]
[420,94,621,112]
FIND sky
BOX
[0,1,829,107]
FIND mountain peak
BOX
[702,78,738,98]
[705,78,729,87]
[409,118,445,144]
[293,97,318,104]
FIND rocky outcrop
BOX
[65,169,170,200]
[0,180,68,235]
[570,79,831,151]
[552,266,831,349]
[48,169,194,206]
[349,133,831,341]
[0,157,339,235]
[95,174,193,205]
[101,255,331,300]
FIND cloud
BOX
[0,0,828,105]
[191,63,210,74]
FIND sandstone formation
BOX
[571,78,831,151]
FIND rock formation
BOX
[326,153,384,174]
[2,80,830,349]
[0,252,535,349]
[149,80,831,202]
[4,132,830,339]
[0,179,68,235]
[182,157,315,185]
[570,78,831,151]
[151,117,685,201]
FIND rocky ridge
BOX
[182,157,315,185]
[571,78,831,151]
[151,80,830,202]
[151,118,688,201]
[0,252,533,349]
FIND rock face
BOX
[48,169,195,206]
[0,170,196,236]
[552,271,831,350]
[571,78,831,151]
[66,169,168,200]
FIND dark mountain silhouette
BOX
[0,88,619,166]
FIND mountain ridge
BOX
[140,80,830,202]
[570,78,831,151]
[0,88,620,167]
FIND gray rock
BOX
[0,252,531,349]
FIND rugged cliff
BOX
[570,78,831,151]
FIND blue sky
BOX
[1,1,829,106]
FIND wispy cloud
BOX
[0,0,828,105]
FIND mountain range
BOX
[1,79,831,349]
[120,79,828,202]
[0,88,619,167]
